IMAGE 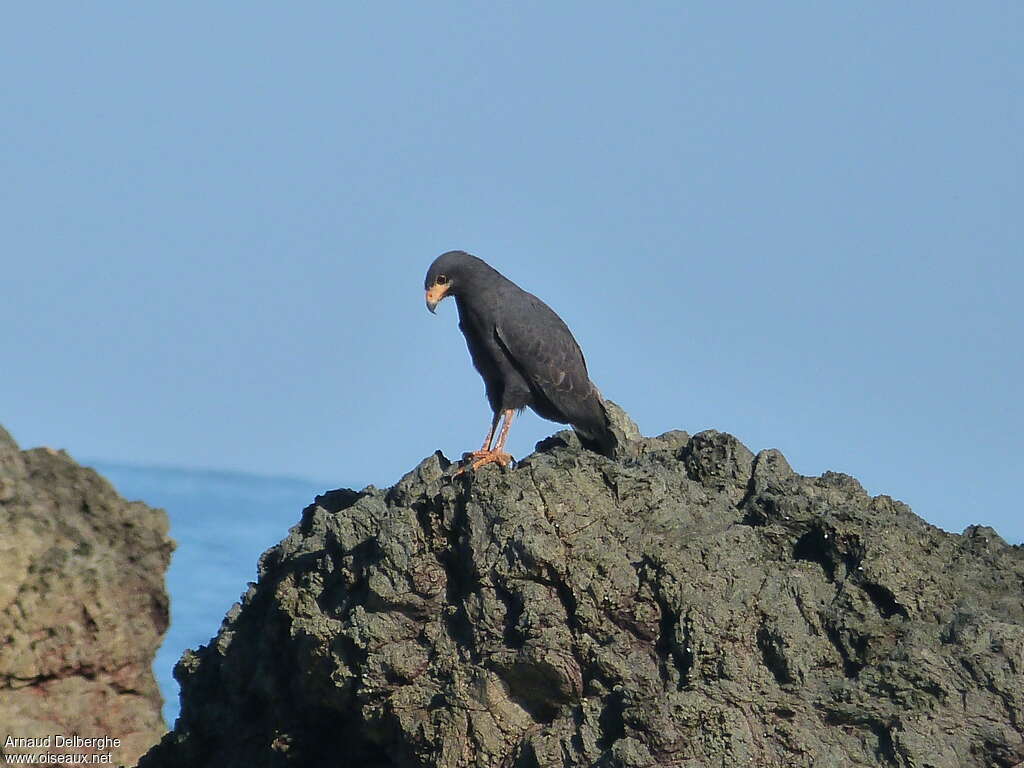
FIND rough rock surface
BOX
[0,426,174,766]
[140,425,1023,768]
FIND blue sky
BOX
[2,4,1021,542]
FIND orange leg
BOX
[467,412,501,457]
[455,409,516,474]
[491,409,515,453]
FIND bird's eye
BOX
[436,274,449,285]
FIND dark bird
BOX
[424,250,616,472]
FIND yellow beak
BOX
[425,284,450,313]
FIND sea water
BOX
[94,463,333,726]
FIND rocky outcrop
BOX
[0,426,174,766]
[140,425,1023,767]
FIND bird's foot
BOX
[454,450,514,476]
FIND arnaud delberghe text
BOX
[4,735,121,750]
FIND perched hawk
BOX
[425,250,616,471]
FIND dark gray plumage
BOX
[424,250,615,470]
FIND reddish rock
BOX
[0,426,173,766]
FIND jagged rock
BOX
[0,426,174,766]
[140,427,1024,767]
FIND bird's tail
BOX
[574,394,636,459]
[576,418,617,458]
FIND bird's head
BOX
[424,250,481,313]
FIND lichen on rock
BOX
[140,424,1024,767]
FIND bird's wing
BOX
[493,293,594,419]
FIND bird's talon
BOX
[452,450,514,476]
[470,451,513,472]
